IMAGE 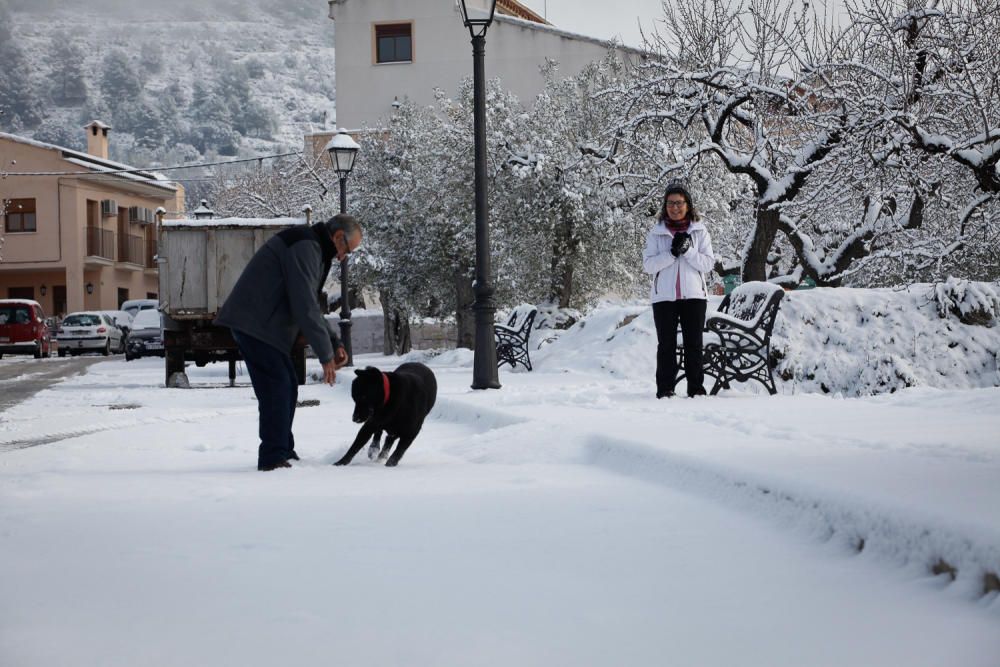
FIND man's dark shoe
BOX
[287,451,300,461]
[258,460,292,471]
[656,390,675,399]
[688,386,707,398]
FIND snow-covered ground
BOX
[1,290,999,666]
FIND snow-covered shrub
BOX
[932,278,999,326]
[771,284,1000,395]
[533,303,583,332]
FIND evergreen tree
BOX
[33,117,85,150]
[187,79,239,155]
[0,1,43,128]
[100,49,143,108]
[48,33,89,106]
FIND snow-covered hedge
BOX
[773,282,999,396]
[531,281,1000,397]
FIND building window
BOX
[4,198,37,233]
[375,23,412,64]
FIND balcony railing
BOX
[85,226,115,261]
[118,233,145,265]
[145,239,158,269]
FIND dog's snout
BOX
[353,415,366,424]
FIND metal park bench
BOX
[677,281,785,395]
[495,304,537,371]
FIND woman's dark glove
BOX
[670,232,691,257]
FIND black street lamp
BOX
[325,129,360,367]
[459,0,501,390]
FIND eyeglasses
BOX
[665,201,687,208]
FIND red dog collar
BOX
[382,372,390,406]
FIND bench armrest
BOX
[705,315,766,351]
[706,311,759,332]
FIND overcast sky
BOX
[517,0,665,47]
[517,0,848,49]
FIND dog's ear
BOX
[355,369,364,377]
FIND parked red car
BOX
[0,299,52,359]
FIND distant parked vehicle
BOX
[0,299,52,359]
[121,299,159,319]
[101,310,135,337]
[56,311,125,356]
[125,309,165,360]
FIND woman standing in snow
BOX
[643,182,715,398]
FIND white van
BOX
[121,298,159,319]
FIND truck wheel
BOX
[58,349,66,358]
[293,347,306,386]
[165,348,185,386]
[34,340,42,359]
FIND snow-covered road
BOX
[1,355,998,666]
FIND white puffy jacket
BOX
[643,219,715,303]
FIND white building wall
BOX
[329,0,634,130]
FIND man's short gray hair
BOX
[324,213,361,241]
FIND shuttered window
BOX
[375,23,412,64]
[4,198,37,233]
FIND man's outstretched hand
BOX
[322,347,349,385]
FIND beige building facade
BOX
[0,122,184,317]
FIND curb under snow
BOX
[584,435,1000,604]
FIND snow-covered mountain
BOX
[1,0,336,173]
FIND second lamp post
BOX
[459,0,501,390]
[325,129,360,367]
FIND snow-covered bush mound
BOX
[532,282,1000,396]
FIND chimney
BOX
[303,131,337,165]
[85,120,111,159]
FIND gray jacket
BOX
[216,223,340,363]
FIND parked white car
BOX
[100,310,135,337]
[56,311,125,356]
[121,299,159,319]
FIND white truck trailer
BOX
[156,212,315,387]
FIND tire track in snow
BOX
[584,434,1000,603]
[422,393,1000,603]
[0,405,259,453]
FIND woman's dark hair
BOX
[660,181,700,222]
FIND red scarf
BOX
[665,218,690,234]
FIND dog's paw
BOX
[367,445,380,461]
[384,458,399,467]
[333,459,350,466]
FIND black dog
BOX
[334,362,437,467]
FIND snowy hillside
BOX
[1,0,336,166]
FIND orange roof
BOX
[497,0,549,24]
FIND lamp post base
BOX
[471,283,500,390]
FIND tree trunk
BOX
[549,213,576,308]
[454,266,475,350]
[742,206,780,282]
[380,289,411,356]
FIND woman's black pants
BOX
[652,299,707,395]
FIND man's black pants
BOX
[232,329,298,467]
[652,299,707,396]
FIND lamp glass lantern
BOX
[324,130,361,178]
[459,0,498,34]
[86,282,94,295]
